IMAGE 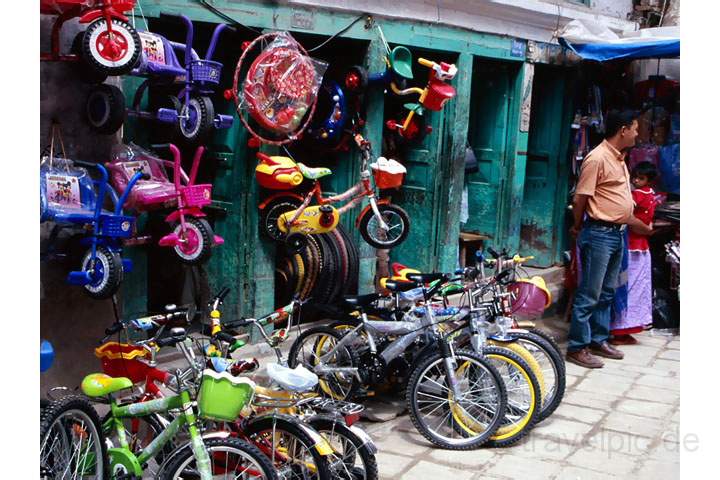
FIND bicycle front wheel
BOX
[160,437,278,480]
[406,349,507,450]
[41,395,107,479]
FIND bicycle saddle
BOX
[266,362,318,392]
[81,373,133,398]
[406,272,447,284]
[343,293,382,308]
[381,279,420,292]
[297,163,332,180]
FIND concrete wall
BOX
[41,15,123,393]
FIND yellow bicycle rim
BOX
[450,355,538,441]
[488,340,547,400]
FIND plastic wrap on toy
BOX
[109,143,175,209]
[241,33,328,136]
[40,156,96,222]
[658,143,680,195]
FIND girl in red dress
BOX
[610,161,658,345]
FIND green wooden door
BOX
[464,61,513,241]
[390,107,446,273]
[520,66,570,266]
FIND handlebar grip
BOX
[214,331,237,344]
[418,58,434,68]
[74,160,98,169]
[155,337,177,348]
[158,12,180,21]
[224,318,251,329]
[105,322,124,336]
[487,247,499,259]
[216,287,231,302]
[140,173,151,180]
[496,269,512,283]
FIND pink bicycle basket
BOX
[507,277,551,319]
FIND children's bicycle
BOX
[80,332,278,479]
[87,13,234,143]
[108,142,224,264]
[41,150,147,298]
[258,134,410,251]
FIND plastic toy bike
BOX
[386,57,458,141]
[41,0,141,78]
[108,143,224,264]
[87,13,234,143]
[41,155,147,298]
[258,134,410,251]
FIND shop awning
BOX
[558,20,679,61]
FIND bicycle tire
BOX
[509,331,566,422]
[481,346,542,448]
[336,224,359,294]
[313,234,339,305]
[243,414,332,480]
[487,339,546,401]
[306,415,379,480]
[406,349,507,450]
[329,229,349,302]
[41,395,108,479]
[526,328,566,372]
[160,437,278,480]
[300,234,323,300]
[287,326,361,401]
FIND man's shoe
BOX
[566,348,604,369]
[590,341,625,360]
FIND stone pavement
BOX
[357,325,680,480]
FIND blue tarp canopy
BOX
[558,20,680,62]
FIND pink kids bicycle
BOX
[108,143,223,264]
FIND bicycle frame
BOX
[105,389,214,479]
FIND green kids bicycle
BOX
[41,331,279,480]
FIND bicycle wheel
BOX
[487,339,546,400]
[406,349,507,450]
[244,416,332,480]
[307,416,379,480]
[160,437,277,479]
[509,330,566,422]
[288,326,360,401]
[481,346,542,448]
[41,396,107,479]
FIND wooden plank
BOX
[436,51,473,273]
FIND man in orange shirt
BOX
[567,110,652,369]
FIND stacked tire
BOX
[275,224,359,305]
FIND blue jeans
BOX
[568,224,625,352]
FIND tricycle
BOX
[41,0,141,79]
[107,142,224,264]
[41,151,147,299]
[86,13,234,143]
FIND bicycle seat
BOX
[266,362,318,392]
[406,273,447,284]
[382,280,420,292]
[297,163,332,180]
[343,293,382,308]
[81,373,133,398]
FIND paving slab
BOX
[565,448,638,477]
[401,460,477,480]
[555,466,621,480]
[616,398,676,419]
[486,454,563,479]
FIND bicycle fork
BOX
[368,196,390,231]
[438,339,464,400]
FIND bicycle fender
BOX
[246,412,334,456]
[355,198,391,228]
[258,192,305,210]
